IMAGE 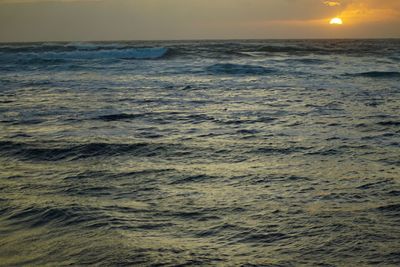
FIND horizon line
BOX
[1,37,400,44]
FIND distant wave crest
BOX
[1,46,169,61]
[44,47,169,60]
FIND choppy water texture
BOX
[0,39,400,266]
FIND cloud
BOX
[323,1,341,7]
[339,1,400,24]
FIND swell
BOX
[92,112,277,125]
[0,42,133,53]
[1,47,170,61]
[206,63,275,75]
[95,113,145,122]
[344,71,400,78]
[256,45,328,54]
[375,204,400,217]
[0,141,188,161]
[280,58,327,64]
[3,204,109,229]
[1,41,399,63]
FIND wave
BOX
[376,204,400,215]
[68,47,169,60]
[237,232,288,243]
[0,42,127,53]
[377,121,400,127]
[1,47,169,61]
[169,174,215,185]
[281,58,327,64]
[252,41,398,55]
[0,141,186,161]
[256,45,326,54]
[206,63,274,75]
[95,113,144,121]
[4,205,108,228]
[19,57,67,65]
[1,40,399,63]
[253,146,310,155]
[345,71,400,78]
[64,42,126,51]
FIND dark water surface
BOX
[0,39,400,266]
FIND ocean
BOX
[0,39,399,266]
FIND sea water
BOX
[0,39,399,266]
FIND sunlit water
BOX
[0,40,399,266]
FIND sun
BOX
[330,17,343,25]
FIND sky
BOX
[0,0,399,42]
